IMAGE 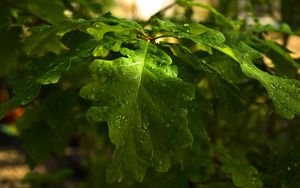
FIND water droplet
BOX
[183,94,193,101]
[156,159,170,172]
[294,163,298,167]
[251,177,257,184]
[178,34,183,38]
[89,94,95,100]
[287,166,291,171]
[143,121,149,130]
[180,108,188,115]
[270,83,276,89]
[165,123,171,128]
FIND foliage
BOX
[1,0,300,187]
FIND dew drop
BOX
[180,108,188,116]
[178,34,183,38]
[270,83,276,89]
[165,123,171,128]
[143,121,149,130]
[294,163,298,167]
[89,94,95,100]
[156,159,170,172]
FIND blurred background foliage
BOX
[0,0,300,187]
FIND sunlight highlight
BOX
[135,0,174,20]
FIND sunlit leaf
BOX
[80,40,195,182]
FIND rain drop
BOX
[165,123,171,128]
[89,94,95,100]
[143,122,149,130]
[156,159,170,172]
[294,163,298,167]
[180,108,188,115]
[270,83,276,89]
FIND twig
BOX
[149,1,177,20]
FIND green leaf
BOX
[24,25,72,57]
[16,0,66,24]
[253,23,293,35]
[87,23,131,41]
[221,42,300,119]
[167,44,244,115]
[28,53,71,84]
[187,28,300,119]
[0,82,40,119]
[215,147,263,188]
[156,20,300,119]
[0,14,143,120]
[80,40,195,182]
[0,27,21,76]
[187,92,212,141]
[246,37,299,78]
[19,91,78,164]
[0,29,98,119]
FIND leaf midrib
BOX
[132,41,149,110]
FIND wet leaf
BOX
[80,40,195,182]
